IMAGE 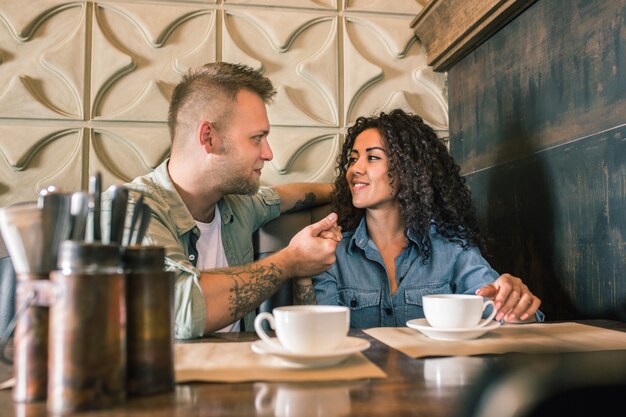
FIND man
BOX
[106,62,340,339]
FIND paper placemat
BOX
[364,322,626,358]
[175,340,386,383]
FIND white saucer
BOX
[251,336,370,368]
[406,318,501,341]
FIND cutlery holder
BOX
[47,241,125,415]
[122,245,175,396]
[12,273,49,403]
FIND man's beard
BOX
[222,174,259,195]
[219,134,261,195]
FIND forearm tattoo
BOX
[293,282,316,305]
[285,192,316,213]
[223,263,283,320]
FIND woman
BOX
[312,109,542,328]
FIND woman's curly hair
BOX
[332,109,486,261]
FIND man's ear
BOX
[198,121,215,154]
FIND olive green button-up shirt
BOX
[103,159,281,339]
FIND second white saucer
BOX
[406,318,501,341]
[251,336,370,368]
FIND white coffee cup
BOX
[422,294,497,329]
[254,305,349,354]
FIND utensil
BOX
[70,192,89,241]
[126,195,144,246]
[0,202,51,402]
[109,186,128,245]
[134,204,151,245]
[0,202,43,273]
[89,173,102,242]
[38,191,72,272]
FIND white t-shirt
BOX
[195,205,240,332]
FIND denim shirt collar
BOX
[347,217,424,254]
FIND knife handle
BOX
[109,186,128,245]
[89,172,102,242]
[126,194,144,246]
[135,204,151,245]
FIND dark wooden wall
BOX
[448,0,626,320]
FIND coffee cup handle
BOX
[254,312,284,351]
[254,384,275,414]
[476,300,497,328]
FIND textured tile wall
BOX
[0,0,446,206]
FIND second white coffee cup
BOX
[422,294,497,329]
[254,305,350,354]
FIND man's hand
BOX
[475,273,541,322]
[281,212,341,277]
[319,224,342,241]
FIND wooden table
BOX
[1,320,625,417]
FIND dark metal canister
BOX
[122,245,175,396]
[47,241,125,415]
[12,273,49,403]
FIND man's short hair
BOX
[167,62,276,144]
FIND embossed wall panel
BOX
[0,2,86,120]
[346,0,427,14]
[343,13,447,132]
[91,2,217,121]
[222,8,339,127]
[0,0,444,206]
[262,128,340,185]
[225,0,336,9]
[89,125,171,188]
[0,126,84,206]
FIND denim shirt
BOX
[314,217,532,328]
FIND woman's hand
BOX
[475,274,541,322]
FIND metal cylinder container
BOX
[122,245,175,396]
[47,241,125,415]
[12,273,49,403]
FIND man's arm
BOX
[198,212,340,333]
[273,183,332,213]
[292,277,316,305]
